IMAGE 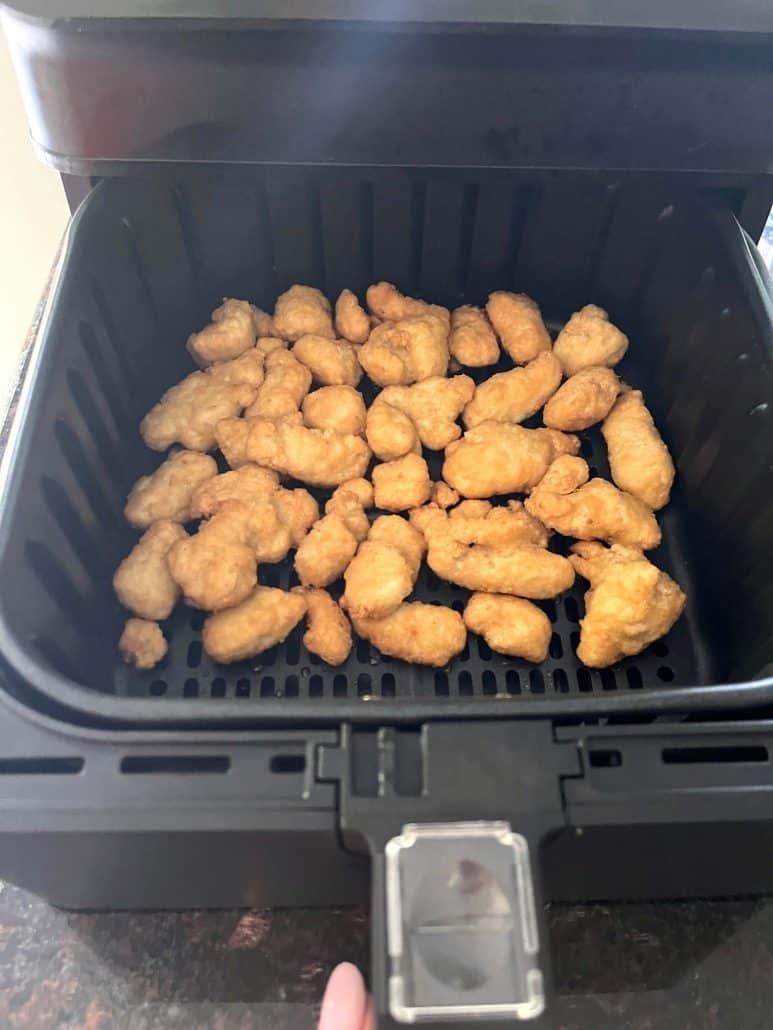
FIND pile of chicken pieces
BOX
[114,282,686,678]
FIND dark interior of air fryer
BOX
[5,167,772,710]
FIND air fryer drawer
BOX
[0,167,771,727]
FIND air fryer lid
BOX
[3,1,773,179]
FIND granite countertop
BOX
[1,217,772,1030]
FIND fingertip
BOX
[318,962,369,1030]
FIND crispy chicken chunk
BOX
[119,618,168,670]
[431,481,460,509]
[464,594,552,663]
[167,500,257,611]
[113,520,186,620]
[303,385,367,436]
[215,417,371,487]
[359,315,449,386]
[368,376,476,460]
[244,348,312,420]
[570,542,686,668]
[485,292,551,364]
[601,389,675,511]
[543,366,621,431]
[325,478,374,541]
[442,500,548,548]
[140,349,264,452]
[255,336,288,357]
[553,305,628,376]
[525,456,661,550]
[352,602,466,667]
[202,586,307,664]
[365,396,420,461]
[335,288,371,344]
[366,282,450,325]
[292,335,362,387]
[293,587,352,666]
[449,499,493,520]
[272,284,335,341]
[463,351,562,428]
[443,423,580,497]
[186,298,257,366]
[124,450,218,529]
[294,514,359,588]
[189,464,281,516]
[449,305,500,367]
[373,453,431,511]
[342,515,425,619]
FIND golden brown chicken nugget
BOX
[325,478,374,542]
[215,418,371,487]
[189,464,281,518]
[272,488,320,547]
[119,618,168,670]
[141,349,264,452]
[255,336,288,357]
[303,385,367,436]
[449,499,492,519]
[373,453,431,512]
[202,587,307,664]
[292,334,362,387]
[294,514,359,588]
[486,292,551,364]
[443,423,579,497]
[365,396,421,461]
[359,314,449,386]
[167,501,257,611]
[272,284,335,341]
[352,602,466,667]
[463,351,562,428]
[542,365,621,431]
[186,298,257,366]
[464,594,552,663]
[335,288,371,344]
[570,541,686,668]
[601,389,675,511]
[114,521,186,621]
[442,500,549,548]
[525,455,661,550]
[431,481,460,509]
[342,540,415,620]
[378,375,475,450]
[125,450,218,529]
[244,348,312,420]
[426,536,574,599]
[366,282,450,325]
[367,515,426,576]
[449,305,500,367]
[553,305,628,377]
[293,587,352,666]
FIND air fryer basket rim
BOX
[0,176,771,730]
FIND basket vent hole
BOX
[529,669,545,694]
[554,669,569,693]
[149,679,167,697]
[211,677,227,698]
[600,668,617,691]
[356,637,371,662]
[589,749,623,768]
[434,671,450,697]
[236,678,251,698]
[652,641,669,657]
[270,753,306,774]
[189,611,205,631]
[543,600,557,623]
[183,678,199,698]
[565,597,580,623]
[506,670,521,695]
[285,675,299,698]
[477,637,492,661]
[259,676,275,698]
[309,674,324,697]
[458,671,474,696]
[357,673,372,697]
[657,666,675,682]
[549,634,563,659]
[186,641,202,669]
[482,670,497,695]
[627,667,643,689]
[381,673,396,697]
[577,668,593,693]
[333,674,348,698]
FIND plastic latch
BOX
[385,821,545,1024]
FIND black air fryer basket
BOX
[1,4,773,1026]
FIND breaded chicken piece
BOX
[186,298,257,366]
[486,292,551,364]
[189,464,281,517]
[215,418,371,487]
[431,481,459,509]
[373,453,431,511]
[271,488,320,547]
[272,284,335,341]
[366,396,421,461]
[525,456,661,550]
[570,542,686,668]
[602,389,675,511]
[124,450,218,529]
[342,515,425,619]
[141,349,264,452]
[119,618,168,670]
[293,587,352,666]
[379,375,476,451]
[335,288,371,344]
[449,499,493,519]
[244,348,312,420]
[464,594,552,663]
[543,366,621,431]
[463,352,562,428]
[443,423,580,497]
[366,282,450,325]
[292,335,362,387]
[255,336,288,357]
[325,478,374,541]
[449,305,500,367]
[113,520,186,620]
[202,586,307,664]
[553,305,628,376]
[167,500,257,611]
[359,314,449,386]
[303,385,367,436]
[294,513,359,588]
[352,602,466,667]
[442,500,549,548]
